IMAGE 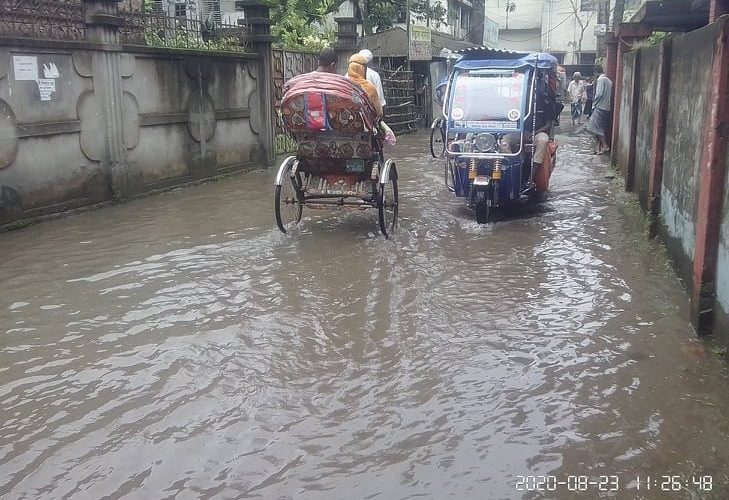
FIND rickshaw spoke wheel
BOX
[274,159,303,233]
[379,162,399,238]
[430,119,445,158]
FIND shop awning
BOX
[630,0,709,31]
[360,26,477,60]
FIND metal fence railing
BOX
[120,10,249,51]
[380,67,418,135]
[0,0,86,41]
[0,0,249,51]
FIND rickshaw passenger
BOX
[358,49,386,108]
[346,54,383,118]
[346,54,398,144]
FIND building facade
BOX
[485,0,630,64]
[325,0,479,42]
[143,0,245,25]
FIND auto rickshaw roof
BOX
[454,47,558,70]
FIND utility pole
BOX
[596,0,610,60]
[406,0,411,70]
[613,0,625,29]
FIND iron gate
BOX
[273,48,319,154]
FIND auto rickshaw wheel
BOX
[274,157,303,233]
[378,160,399,238]
[474,187,492,224]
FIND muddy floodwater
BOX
[2,132,729,500]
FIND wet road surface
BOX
[2,131,729,499]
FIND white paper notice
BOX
[13,56,38,81]
[37,79,56,101]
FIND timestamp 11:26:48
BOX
[636,476,713,491]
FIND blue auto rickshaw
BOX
[441,48,559,223]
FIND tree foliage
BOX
[567,0,596,62]
[270,0,339,49]
[361,0,447,33]
[268,0,448,49]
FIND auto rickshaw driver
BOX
[501,69,559,185]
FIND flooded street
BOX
[2,131,729,499]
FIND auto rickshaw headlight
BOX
[474,133,497,152]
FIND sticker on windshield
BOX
[451,107,464,120]
[508,109,521,121]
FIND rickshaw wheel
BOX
[429,119,445,158]
[378,160,399,238]
[274,156,303,233]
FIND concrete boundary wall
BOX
[0,43,262,228]
[0,0,275,229]
[612,15,729,340]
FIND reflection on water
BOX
[1,133,728,499]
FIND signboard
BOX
[409,25,432,61]
[483,16,499,47]
[594,23,607,35]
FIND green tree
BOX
[270,0,340,49]
[268,0,448,48]
[361,0,447,33]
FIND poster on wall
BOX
[13,56,38,81]
[11,55,60,101]
[409,26,432,61]
[37,79,56,101]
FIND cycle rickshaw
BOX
[274,72,399,238]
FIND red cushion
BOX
[305,93,326,130]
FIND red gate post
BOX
[625,50,641,191]
[606,33,618,162]
[691,17,729,334]
[647,38,673,238]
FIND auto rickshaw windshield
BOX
[449,70,526,122]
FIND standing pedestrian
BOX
[358,49,386,109]
[567,72,585,125]
[585,65,613,154]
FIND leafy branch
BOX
[567,0,597,63]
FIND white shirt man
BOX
[358,49,386,108]
[567,73,585,104]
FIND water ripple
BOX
[1,133,729,499]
